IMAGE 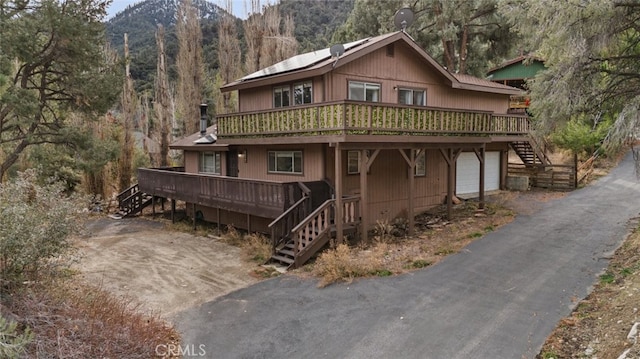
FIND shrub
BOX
[242,233,272,264]
[312,243,391,287]
[0,314,32,359]
[8,281,178,358]
[0,170,86,288]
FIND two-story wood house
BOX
[121,31,547,268]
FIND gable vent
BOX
[386,44,395,57]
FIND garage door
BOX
[456,151,500,195]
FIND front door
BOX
[227,150,239,177]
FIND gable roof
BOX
[486,55,546,81]
[221,31,521,96]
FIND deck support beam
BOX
[399,148,421,236]
[358,148,380,242]
[473,146,486,210]
[192,203,197,230]
[440,148,462,220]
[334,143,344,245]
[171,199,176,223]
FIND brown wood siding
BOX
[184,151,198,173]
[239,87,272,112]
[187,205,271,233]
[325,148,449,227]
[236,43,509,114]
[428,87,510,113]
[234,143,326,182]
[183,150,227,175]
[326,44,510,113]
[239,76,326,113]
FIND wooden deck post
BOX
[448,151,454,220]
[171,199,176,223]
[359,149,368,243]
[398,148,416,236]
[440,148,460,221]
[192,203,197,230]
[408,149,415,236]
[334,143,344,245]
[474,146,486,210]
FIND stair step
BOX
[271,254,294,265]
[278,249,295,257]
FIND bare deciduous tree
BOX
[154,25,171,167]
[118,33,136,192]
[217,0,242,114]
[243,0,298,74]
[176,0,204,137]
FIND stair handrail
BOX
[290,199,335,258]
[119,191,143,215]
[290,196,361,259]
[268,181,316,252]
[117,183,139,205]
[529,136,552,165]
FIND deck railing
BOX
[137,168,301,218]
[217,100,530,138]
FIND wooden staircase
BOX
[511,138,551,165]
[110,184,154,219]
[269,197,360,269]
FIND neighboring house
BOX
[486,55,546,112]
[119,31,548,268]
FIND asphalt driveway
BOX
[175,151,640,359]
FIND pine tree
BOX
[0,0,121,181]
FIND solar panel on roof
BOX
[240,38,370,81]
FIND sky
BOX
[106,0,268,20]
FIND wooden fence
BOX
[508,163,576,190]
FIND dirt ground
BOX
[75,217,259,318]
[74,167,633,359]
[537,220,640,359]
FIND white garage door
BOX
[456,151,501,195]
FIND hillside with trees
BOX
[4,0,640,356]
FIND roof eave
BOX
[457,83,523,95]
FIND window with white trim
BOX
[399,88,426,106]
[415,150,426,176]
[293,81,312,105]
[268,150,303,174]
[199,152,221,174]
[274,85,291,108]
[347,150,361,174]
[348,81,380,102]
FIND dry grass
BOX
[242,233,273,264]
[309,198,516,287]
[218,226,272,265]
[5,279,179,358]
[313,243,392,287]
[538,226,640,359]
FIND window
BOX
[347,150,361,174]
[386,44,395,57]
[415,150,426,176]
[199,152,221,174]
[293,81,312,105]
[399,88,426,106]
[348,81,380,102]
[268,150,303,174]
[274,86,291,108]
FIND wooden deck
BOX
[217,100,530,139]
[137,168,304,218]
